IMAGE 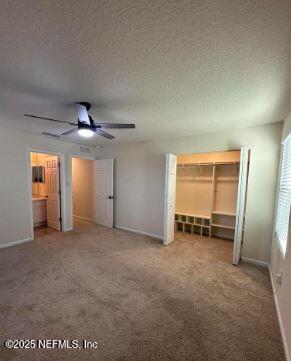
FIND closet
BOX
[175,151,241,241]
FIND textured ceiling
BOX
[0,0,290,146]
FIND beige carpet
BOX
[0,219,285,361]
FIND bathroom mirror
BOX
[32,166,45,183]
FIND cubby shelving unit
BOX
[175,213,211,237]
[175,212,236,238]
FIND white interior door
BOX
[164,153,177,245]
[233,147,250,265]
[94,158,114,228]
[46,156,61,231]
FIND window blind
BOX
[275,135,291,255]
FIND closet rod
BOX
[177,161,240,167]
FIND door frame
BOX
[27,147,65,241]
[70,154,96,229]
[71,155,115,229]
[163,147,250,263]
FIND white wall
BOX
[270,111,291,361]
[98,123,282,262]
[0,127,97,246]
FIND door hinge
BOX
[59,217,62,222]
[58,190,61,195]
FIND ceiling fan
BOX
[24,102,135,139]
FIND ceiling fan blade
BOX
[95,129,115,139]
[95,123,135,129]
[42,132,60,138]
[61,128,79,136]
[25,114,77,126]
[75,103,90,126]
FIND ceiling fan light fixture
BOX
[78,128,94,137]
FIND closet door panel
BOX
[233,147,250,265]
[164,154,177,245]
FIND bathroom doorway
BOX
[29,151,63,239]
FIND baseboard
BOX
[73,215,95,223]
[0,237,32,249]
[115,225,162,240]
[269,266,291,361]
[241,257,269,267]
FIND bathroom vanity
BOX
[32,197,47,227]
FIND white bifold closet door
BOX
[164,154,177,245]
[93,159,114,228]
[46,156,61,231]
[233,147,250,265]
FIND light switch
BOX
[275,272,282,286]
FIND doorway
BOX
[71,157,114,230]
[29,151,62,239]
[72,157,94,231]
[164,148,250,265]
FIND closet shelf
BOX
[175,212,210,219]
[211,223,235,230]
[212,211,236,216]
[177,161,240,167]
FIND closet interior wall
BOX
[175,151,240,240]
